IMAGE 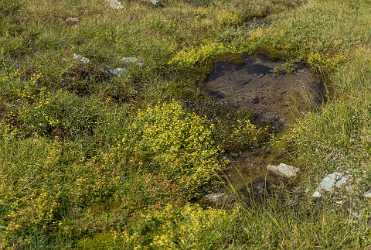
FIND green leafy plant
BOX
[18,90,103,138]
[122,101,225,198]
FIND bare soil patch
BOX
[203,55,326,131]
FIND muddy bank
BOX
[203,55,326,131]
[201,55,327,206]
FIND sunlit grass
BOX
[0,0,370,248]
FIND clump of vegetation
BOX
[78,201,370,250]
[18,90,103,138]
[120,204,233,249]
[121,101,225,198]
[221,115,268,153]
[0,71,106,138]
[168,42,233,68]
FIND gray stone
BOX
[150,0,161,6]
[363,190,371,199]
[106,0,124,9]
[312,172,351,198]
[202,192,234,208]
[73,53,90,64]
[65,17,80,25]
[108,67,128,77]
[267,163,299,178]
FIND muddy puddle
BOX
[202,55,326,205]
[204,55,325,131]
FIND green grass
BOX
[0,0,370,249]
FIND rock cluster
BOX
[73,54,143,77]
[312,172,351,198]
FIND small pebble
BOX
[106,0,124,9]
[108,67,128,77]
[150,0,161,6]
[65,17,80,25]
[73,53,90,64]
[363,190,371,199]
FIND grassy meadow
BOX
[0,0,370,249]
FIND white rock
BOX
[108,67,128,77]
[267,163,299,178]
[73,53,90,64]
[106,0,124,9]
[318,173,339,192]
[121,56,144,66]
[150,0,161,6]
[312,172,351,198]
[312,191,322,198]
[65,17,80,25]
[363,190,371,199]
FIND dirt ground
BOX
[203,55,326,132]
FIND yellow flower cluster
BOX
[168,42,233,67]
[124,101,224,198]
[123,204,231,249]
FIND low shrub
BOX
[78,204,233,249]
[168,41,235,68]
[222,117,267,153]
[121,101,225,198]
[18,90,103,138]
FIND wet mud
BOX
[202,55,326,206]
[203,55,326,132]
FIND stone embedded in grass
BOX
[121,56,144,67]
[312,172,351,198]
[106,0,124,9]
[65,17,80,25]
[312,190,322,198]
[364,190,371,199]
[73,53,90,64]
[150,0,161,6]
[108,67,128,77]
[267,163,299,178]
[201,192,235,208]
